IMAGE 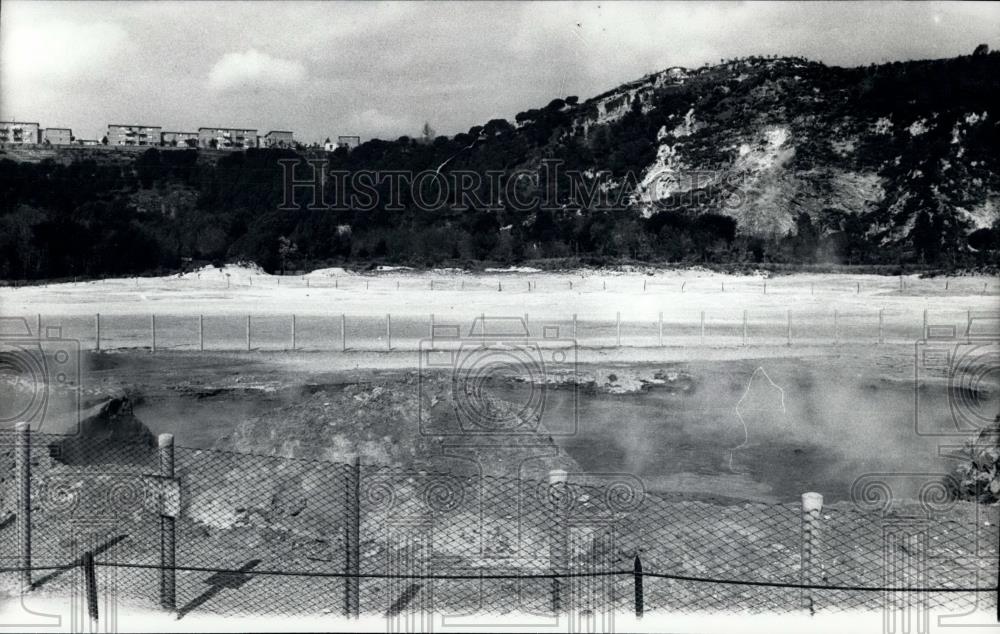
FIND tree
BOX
[101,136,108,145]
[278,235,298,274]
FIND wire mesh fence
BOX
[1,430,997,620]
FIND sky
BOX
[2,1,998,143]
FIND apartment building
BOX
[198,127,257,150]
[42,128,73,145]
[0,121,41,144]
[108,124,162,146]
[161,131,199,147]
[263,130,294,148]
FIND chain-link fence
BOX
[1,430,997,620]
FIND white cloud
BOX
[208,49,306,92]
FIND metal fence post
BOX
[16,421,31,593]
[159,434,176,611]
[199,314,204,351]
[36,314,41,337]
[95,313,101,351]
[800,492,823,615]
[524,313,530,335]
[83,551,98,625]
[878,308,884,344]
[151,314,156,352]
[291,314,296,350]
[345,456,361,618]
[616,312,621,347]
[633,554,643,618]
[922,309,928,338]
[429,313,434,339]
[341,314,347,352]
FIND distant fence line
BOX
[1,425,996,621]
[17,306,983,353]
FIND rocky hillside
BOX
[508,51,1000,260]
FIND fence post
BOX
[95,313,101,351]
[199,314,204,351]
[151,314,156,352]
[549,469,568,614]
[878,308,884,344]
[524,313,530,335]
[83,551,98,625]
[36,314,41,337]
[786,309,792,346]
[833,310,839,345]
[246,315,251,351]
[342,314,347,352]
[159,434,176,611]
[633,554,643,619]
[658,311,663,347]
[344,456,361,618]
[856,281,860,294]
[742,310,748,347]
[386,314,391,351]
[430,313,434,339]
[572,313,577,341]
[291,314,296,351]
[922,309,928,338]
[800,492,823,615]
[616,312,621,347]
[16,421,31,593]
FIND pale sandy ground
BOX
[1,267,997,357]
[3,594,987,633]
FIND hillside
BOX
[1,51,999,279]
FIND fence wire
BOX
[0,435,996,619]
